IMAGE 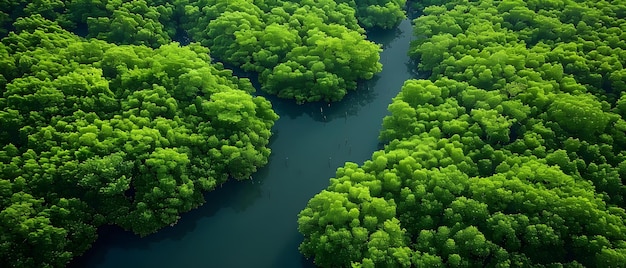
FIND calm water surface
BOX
[71,18,416,268]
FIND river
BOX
[70,18,416,268]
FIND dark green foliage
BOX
[299,0,626,266]
[1,0,178,47]
[80,0,174,47]
[2,0,390,103]
[0,17,278,267]
[300,78,626,266]
[181,0,383,103]
[335,0,407,29]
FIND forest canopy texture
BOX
[181,0,386,102]
[0,0,404,103]
[0,0,406,266]
[0,0,406,103]
[0,15,281,267]
[298,0,626,267]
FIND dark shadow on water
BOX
[300,257,316,268]
[258,77,379,123]
[367,25,403,49]
[69,174,266,267]
[211,22,409,124]
[222,61,382,124]
[406,60,431,80]
[150,173,267,240]
[68,225,135,268]
[271,233,317,268]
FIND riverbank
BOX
[70,18,417,268]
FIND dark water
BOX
[70,18,416,268]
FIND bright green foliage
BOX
[0,192,86,268]
[1,17,278,267]
[182,0,383,103]
[547,93,611,139]
[1,0,177,47]
[2,0,385,103]
[301,130,626,266]
[335,0,407,29]
[404,0,626,205]
[410,0,626,102]
[299,0,626,266]
[83,0,173,47]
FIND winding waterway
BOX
[70,18,416,268]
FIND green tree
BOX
[1,15,279,265]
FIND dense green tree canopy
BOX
[336,0,407,29]
[0,16,278,267]
[1,0,397,103]
[299,0,626,266]
[182,0,383,102]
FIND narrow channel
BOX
[70,18,416,268]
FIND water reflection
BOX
[367,25,404,49]
[262,77,379,123]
